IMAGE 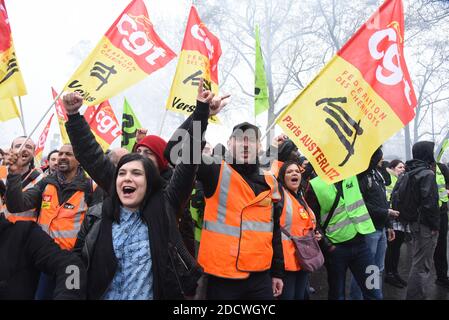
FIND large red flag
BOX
[277,0,416,183]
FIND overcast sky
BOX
[1,0,212,150]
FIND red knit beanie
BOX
[135,135,169,171]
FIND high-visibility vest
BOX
[385,173,398,202]
[280,188,316,271]
[436,165,449,206]
[1,167,44,223]
[190,187,204,243]
[198,161,282,279]
[310,176,375,244]
[38,183,89,250]
[270,160,284,178]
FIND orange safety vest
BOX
[270,160,284,178]
[198,161,282,279]
[38,184,89,250]
[280,188,316,271]
[1,167,44,223]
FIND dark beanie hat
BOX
[135,135,169,171]
[412,141,435,164]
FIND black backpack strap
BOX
[322,185,343,234]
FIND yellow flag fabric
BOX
[276,0,416,184]
[63,0,175,106]
[165,6,221,123]
[0,97,19,122]
[0,1,27,98]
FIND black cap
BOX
[230,122,261,139]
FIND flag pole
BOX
[18,96,27,136]
[261,118,277,142]
[158,109,168,136]
[436,128,449,161]
[17,91,63,154]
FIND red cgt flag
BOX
[84,100,121,151]
[165,6,222,122]
[35,114,54,164]
[64,0,176,105]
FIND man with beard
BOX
[1,137,44,222]
[165,119,285,300]
[43,149,59,176]
[4,144,99,299]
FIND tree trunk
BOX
[404,124,412,160]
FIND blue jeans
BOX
[349,229,387,300]
[325,235,382,300]
[279,270,310,300]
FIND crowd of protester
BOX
[0,85,448,300]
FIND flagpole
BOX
[158,109,168,136]
[261,118,277,142]
[18,96,27,136]
[436,128,449,161]
[17,91,63,154]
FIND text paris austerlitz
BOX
[282,115,340,181]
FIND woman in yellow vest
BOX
[384,159,409,288]
[276,161,322,300]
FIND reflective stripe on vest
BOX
[190,188,204,242]
[280,188,316,271]
[202,164,276,236]
[198,161,279,279]
[436,165,448,205]
[38,184,88,250]
[310,176,375,244]
[270,160,284,178]
[2,168,43,223]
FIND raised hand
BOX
[196,78,215,105]
[4,150,27,174]
[62,92,84,115]
[209,93,231,116]
[271,134,289,148]
[136,128,148,143]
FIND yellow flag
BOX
[0,0,27,98]
[0,97,20,122]
[63,0,175,105]
[276,0,416,183]
[165,6,221,123]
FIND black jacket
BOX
[0,215,86,299]
[357,148,391,230]
[5,169,99,214]
[67,101,209,299]
[405,159,440,230]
